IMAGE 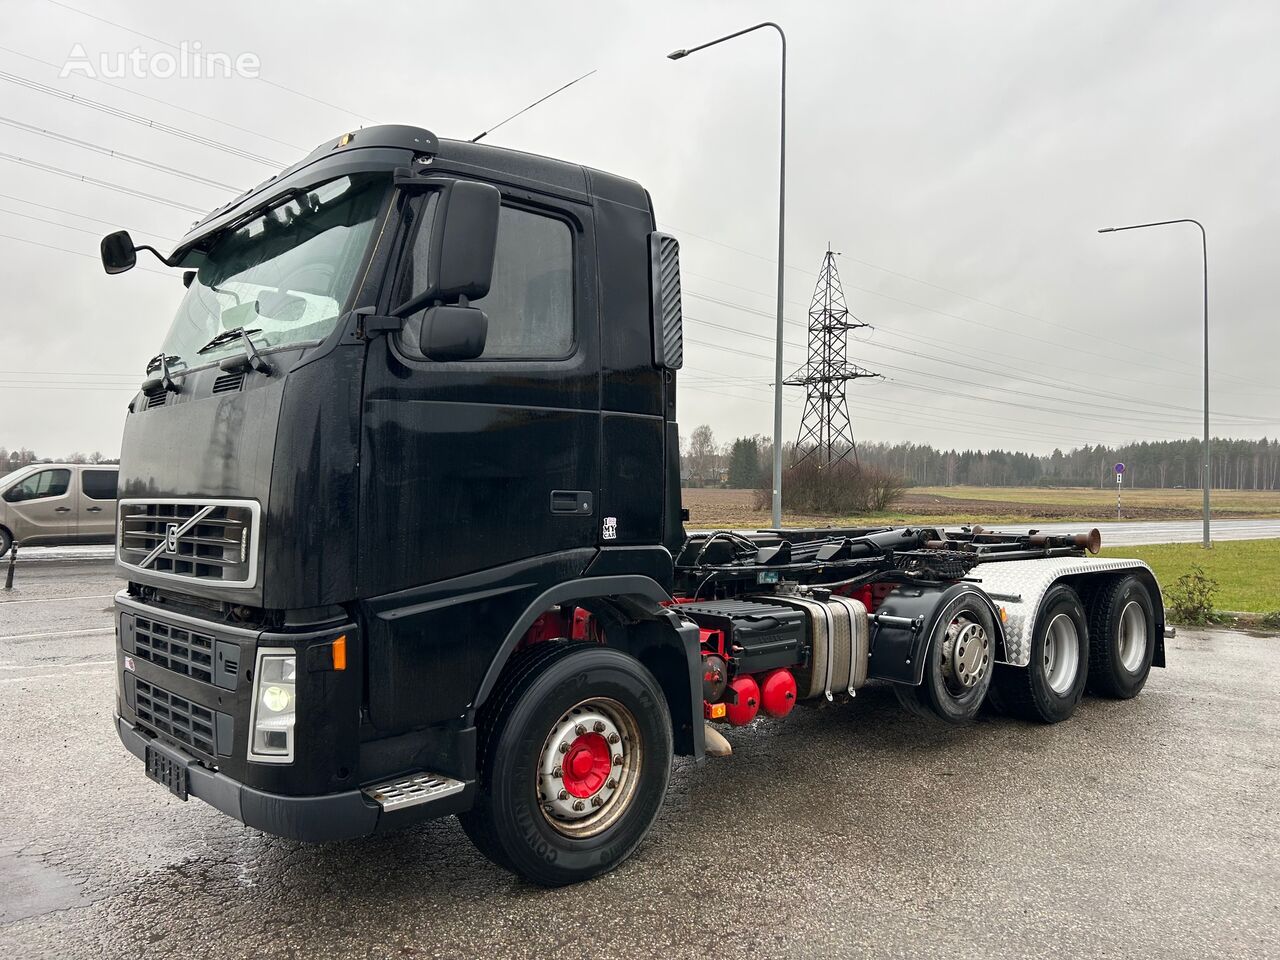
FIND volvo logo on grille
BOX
[165,523,180,553]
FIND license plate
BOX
[145,744,189,801]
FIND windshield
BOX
[160,173,388,367]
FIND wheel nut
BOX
[606,778,617,790]
[572,800,585,812]
[612,755,622,766]
[575,723,587,736]
[593,721,606,733]
[558,741,570,754]
[558,789,569,801]
[607,733,620,744]
[590,796,603,807]
[551,766,562,779]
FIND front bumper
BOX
[116,714,379,842]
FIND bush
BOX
[754,458,906,516]
[1166,563,1218,625]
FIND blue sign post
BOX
[1115,462,1125,519]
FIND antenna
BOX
[470,69,598,143]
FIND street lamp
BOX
[1098,219,1210,548]
[669,22,788,528]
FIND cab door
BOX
[360,186,599,594]
[1,467,75,544]
[77,467,118,542]
[357,181,601,731]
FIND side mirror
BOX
[394,178,501,316]
[101,231,137,275]
[183,270,196,288]
[419,305,488,361]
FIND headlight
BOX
[249,650,296,763]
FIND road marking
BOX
[0,593,116,605]
[1,627,113,642]
[0,658,114,671]
[0,660,113,681]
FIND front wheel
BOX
[459,641,673,886]
[0,528,11,559]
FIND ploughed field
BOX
[683,485,1280,528]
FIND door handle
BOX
[55,506,72,512]
[86,507,103,512]
[549,490,593,516]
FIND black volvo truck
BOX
[102,125,1168,886]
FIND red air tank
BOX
[759,668,798,718]
[725,675,760,726]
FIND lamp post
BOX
[1098,219,1210,548]
[669,22,787,528]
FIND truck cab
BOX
[103,125,1165,886]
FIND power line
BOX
[0,44,307,153]
[682,322,1263,438]
[669,222,1274,390]
[0,193,177,243]
[0,69,285,166]
[0,152,206,213]
[41,0,380,125]
[0,115,242,191]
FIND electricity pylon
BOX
[783,245,880,466]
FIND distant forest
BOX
[855,438,1280,490]
[694,430,1280,490]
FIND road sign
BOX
[1114,462,1125,474]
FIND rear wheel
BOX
[1088,575,1157,699]
[459,641,672,886]
[992,584,1088,723]
[0,528,11,559]
[896,595,996,724]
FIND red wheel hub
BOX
[561,732,612,798]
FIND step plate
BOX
[363,772,465,812]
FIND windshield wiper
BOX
[199,326,273,375]
[142,353,181,394]
[196,326,261,355]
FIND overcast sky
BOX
[1,0,1277,458]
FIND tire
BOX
[992,584,1088,723]
[459,641,673,886]
[0,528,11,559]
[895,595,997,724]
[1087,575,1157,699]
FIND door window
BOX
[4,468,71,503]
[400,202,574,360]
[82,469,119,500]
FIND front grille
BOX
[117,499,260,587]
[134,616,214,683]
[135,678,216,758]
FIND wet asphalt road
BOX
[1,559,1277,960]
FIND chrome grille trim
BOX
[117,498,261,589]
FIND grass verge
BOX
[1102,539,1280,620]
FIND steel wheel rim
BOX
[941,613,991,696]
[1118,601,1148,673]
[1043,613,1080,695]
[537,697,643,839]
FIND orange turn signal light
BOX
[332,635,347,671]
[705,702,727,720]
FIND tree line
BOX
[2,447,118,473]
[682,428,1280,490]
